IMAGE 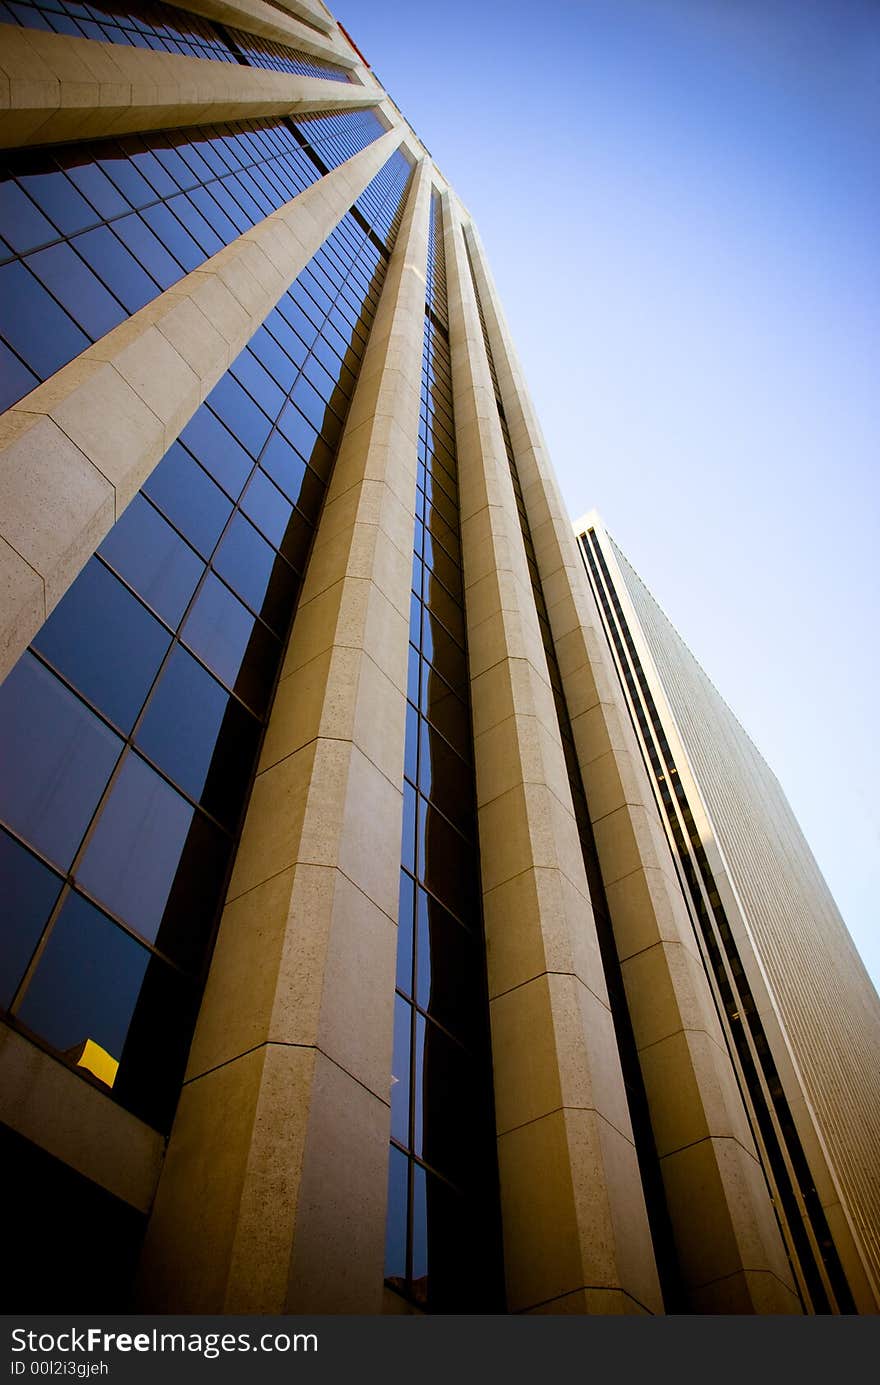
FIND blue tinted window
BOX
[136,646,260,827]
[27,242,126,341]
[72,225,158,314]
[0,829,63,1009]
[207,373,274,460]
[17,166,96,236]
[17,891,150,1075]
[142,443,232,557]
[0,180,55,254]
[77,752,228,969]
[179,408,253,499]
[0,339,38,411]
[240,467,311,565]
[182,574,279,714]
[0,654,122,870]
[98,496,203,629]
[33,559,171,733]
[0,259,89,378]
[214,513,298,635]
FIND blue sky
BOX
[337,0,880,989]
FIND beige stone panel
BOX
[621,938,726,1051]
[305,501,411,620]
[570,697,631,766]
[0,24,371,149]
[285,1051,390,1313]
[148,1043,321,1312]
[491,974,629,1139]
[138,1044,284,1310]
[185,865,308,1079]
[0,129,403,683]
[603,864,696,963]
[0,412,114,629]
[228,738,399,919]
[475,713,568,810]
[690,1270,802,1314]
[186,865,396,1098]
[255,0,333,34]
[0,1027,163,1213]
[483,865,607,1003]
[591,801,672,887]
[660,1136,796,1300]
[259,646,356,771]
[469,654,553,740]
[0,537,44,678]
[639,1027,755,1158]
[497,1108,660,1314]
[582,746,651,824]
[528,1288,651,1314]
[227,739,318,903]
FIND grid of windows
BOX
[0,0,237,59]
[384,194,502,1313]
[0,0,350,81]
[0,148,413,1134]
[581,529,854,1314]
[0,109,386,412]
[225,26,350,81]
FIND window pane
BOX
[33,559,171,732]
[142,442,232,558]
[0,260,89,379]
[77,752,228,969]
[240,467,312,566]
[390,994,411,1147]
[179,407,253,500]
[0,829,63,1009]
[16,892,149,1083]
[27,242,126,341]
[136,645,260,828]
[213,513,299,635]
[98,496,203,629]
[384,1145,409,1287]
[0,654,122,870]
[182,573,279,715]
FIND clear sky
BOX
[337,0,880,990]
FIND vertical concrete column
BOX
[138,155,432,1313]
[463,224,800,1313]
[442,194,661,1316]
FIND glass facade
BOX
[384,194,503,1313]
[0,0,351,81]
[0,141,413,1133]
[0,109,383,411]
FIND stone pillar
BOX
[137,156,432,1313]
[0,127,402,683]
[0,25,374,150]
[462,221,801,1314]
[441,193,662,1316]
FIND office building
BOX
[574,514,880,1314]
[0,0,877,1315]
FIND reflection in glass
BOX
[0,830,63,1009]
[16,892,149,1077]
[33,559,171,732]
[0,654,122,870]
